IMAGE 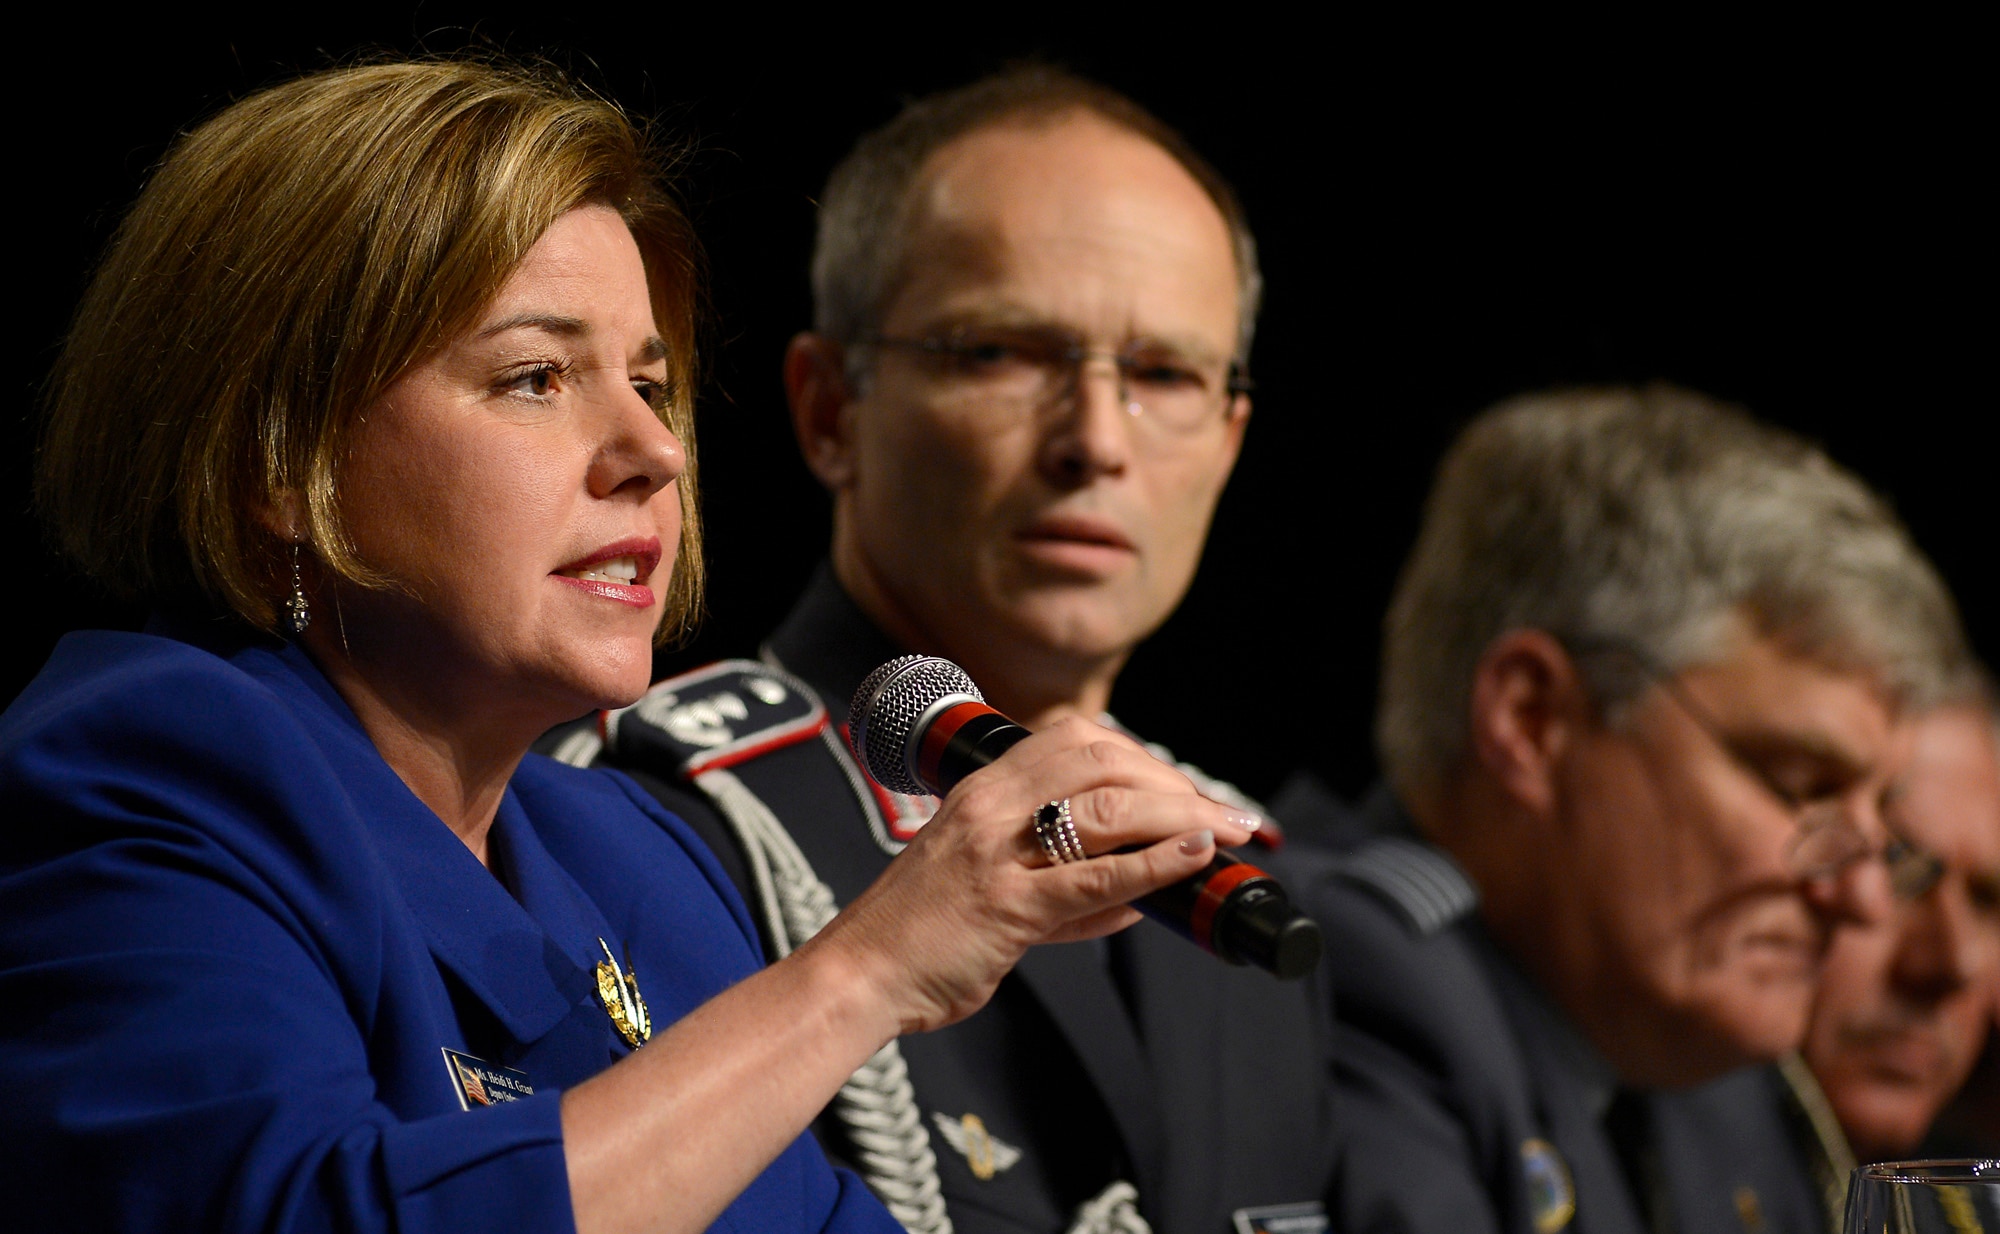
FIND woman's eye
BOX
[634,379,671,411]
[505,363,565,397]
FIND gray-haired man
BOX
[548,66,1334,1234]
[1785,679,2000,1214]
[1276,386,1970,1234]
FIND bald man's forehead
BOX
[917,113,1225,229]
[885,113,1240,349]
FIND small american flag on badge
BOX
[456,1059,492,1106]
[442,1047,531,1112]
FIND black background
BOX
[14,11,1989,803]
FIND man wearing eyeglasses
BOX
[1274,386,1972,1234]
[1785,688,2000,1211]
[545,67,1333,1234]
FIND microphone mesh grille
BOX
[849,655,982,795]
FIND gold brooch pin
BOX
[595,938,651,1049]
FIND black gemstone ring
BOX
[1033,798,1085,865]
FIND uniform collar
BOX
[1476,927,1623,1122]
[761,562,905,727]
[1473,928,1656,1232]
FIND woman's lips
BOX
[553,536,662,607]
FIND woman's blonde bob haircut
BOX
[39,57,704,642]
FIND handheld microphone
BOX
[849,655,1323,980]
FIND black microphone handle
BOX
[929,710,1322,980]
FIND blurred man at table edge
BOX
[1274,385,1971,1234]
[1778,682,2000,1220]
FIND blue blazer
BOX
[0,625,900,1234]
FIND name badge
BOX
[442,1047,534,1110]
[1232,1202,1330,1234]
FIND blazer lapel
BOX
[254,637,611,1087]
[314,727,600,1068]
[375,791,593,1053]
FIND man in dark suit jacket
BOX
[1275,387,1973,1234]
[544,67,1334,1234]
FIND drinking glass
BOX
[1844,1160,2000,1233]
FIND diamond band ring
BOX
[1032,798,1085,865]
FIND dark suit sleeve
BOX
[1329,1022,1507,1234]
[1287,851,1524,1234]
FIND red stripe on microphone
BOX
[1187,862,1264,953]
[916,700,998,791]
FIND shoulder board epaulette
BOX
[1336,835,1480,938]
[604,659,827,780]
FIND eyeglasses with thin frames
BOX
[1876,783,2000,958]
[1564,637,1936,892]
[1579,643,2000,957]
[865,324,1250,437]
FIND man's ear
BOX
[1217,392,1252,474]
[1466,629,1593,819]
[784,332,857,491]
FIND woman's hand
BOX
[799,715,1260,1036]
[563,716,1254,1234]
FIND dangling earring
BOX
[285,543,311,635]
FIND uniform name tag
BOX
[1232,1202,1330,1234]
[442,1047,534,1110]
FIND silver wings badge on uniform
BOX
[930,1111,1022,1181]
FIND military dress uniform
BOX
[542,568,1337,1234]
[1269,776,1825,1234]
